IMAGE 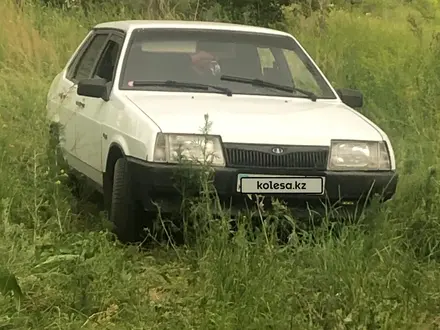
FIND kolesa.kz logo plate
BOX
[238,176,324,194]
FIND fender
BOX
[103,135,130,171]
[346,107,396,170]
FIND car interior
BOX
[94,40,121,83]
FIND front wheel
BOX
[109,157,144,243]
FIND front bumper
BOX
[126,156,398,214]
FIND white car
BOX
[46,20,398,242]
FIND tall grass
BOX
[1,0,440,328]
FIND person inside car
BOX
[189,46,221,78]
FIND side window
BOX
[71,34,109,82]
[66,32,94,80]
[93,36,123,83]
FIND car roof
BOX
[93,20,291,37]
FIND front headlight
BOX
[153,133,225,166]
[328,140,391,171]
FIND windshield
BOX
[119,28,337,99]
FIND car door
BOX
[47,31,104,162]
[60,31,110,171]
[73,32,124,185]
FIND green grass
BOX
[2,0,440,328]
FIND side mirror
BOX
[77,78,109,100]
[336,88,363,108]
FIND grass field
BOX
[2,0,440,328]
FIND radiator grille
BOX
[224,144,329,170]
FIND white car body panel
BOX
[46,20,397,191]
[124,92,383,143]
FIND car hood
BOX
[125,93,383,146]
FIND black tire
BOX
[109,157,143,243]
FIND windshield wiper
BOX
[132,80,232,97]
[220,75,317,101]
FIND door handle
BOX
[75,100,85,108]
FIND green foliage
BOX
[198,0,293,26]
[0,268,23,305]
[38,0,328,27]
[2,0,440,328]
